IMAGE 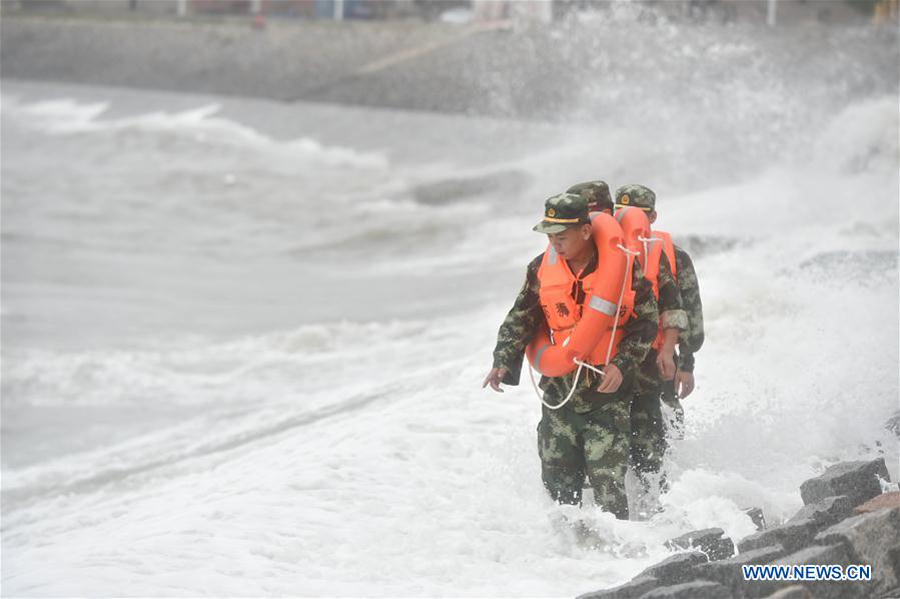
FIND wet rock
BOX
[852,491,900,515]
[737,495,858,554]
[638,580,732,599]
[885,410,900,438]
[693,544,787,594]
[742,507,766,531]
[665,528,735,561]
[410,169,532,206]
[577,576,659,599]
[814,506,900,595]
[764,544,870,599]
[787,495,852,527]
[737,518,818,554]
[637,551,708,585]
[762,585,811,599]
[706,543,865,599]
[775,543,853,567]
[799,458,889,508]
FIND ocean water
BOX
[2,21,899,597]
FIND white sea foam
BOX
[4,96,389,170]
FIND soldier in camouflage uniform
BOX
[614,185,696,501]
[670,246,704,411]
[567,180,615,215]
[637,190,705,423]
[483,193,659,520]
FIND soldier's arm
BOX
[657,251,689,333]
[675,246,704,373]
[609,260,659,378]
[491,254,545,386]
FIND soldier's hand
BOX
[482,368,508,393]
[675,370,695,398]
[596,364,622,393]
[656,349,677,381]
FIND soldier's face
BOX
[548,224,592,259]
[587,201,613,215]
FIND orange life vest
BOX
[616,207,675,351]
[651,230,677,349]
[525,213,635,377]
[656,231,676,280]
[616,207,661,284]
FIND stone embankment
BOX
[581,458,899,599]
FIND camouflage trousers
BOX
[536,388,632,520]
[630,349,670,494]
[629,385,668,491]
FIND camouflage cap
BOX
[567,180,614,213]
[615,184,656,212]
[533,193,590,234]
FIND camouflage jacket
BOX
[655,250,688,332]
[633,249,688,393]
[674,245,704,373]
[492,249,659,413]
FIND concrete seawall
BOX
[3,12,897,124]
[0,14,565,118]
[0,16,451,101]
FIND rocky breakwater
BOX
[580,458,899,599]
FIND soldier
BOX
[567,180,615,215]
[670,244,704,414]
[482,193,659,520]
[617,185,704,423]
[614,185,693,503]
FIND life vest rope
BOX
[637,234,662,268]
[528,243,640,411]
[603,244,640,366]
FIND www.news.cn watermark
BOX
[743,564,872,582]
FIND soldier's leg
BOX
[537,405,586,505]
[630,387,670,499]
[582,398,631,520]
[630,354,669,495]
[660,378,685,438]
[630,388,666,472]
